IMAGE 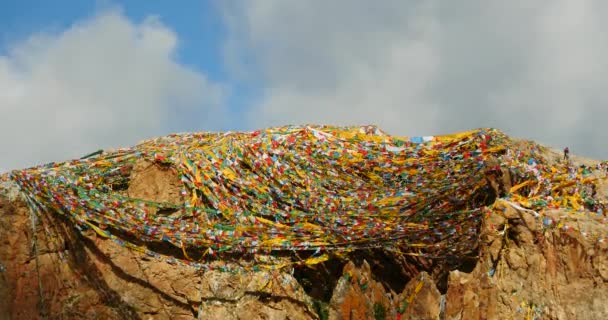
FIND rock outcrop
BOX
[3,178,606,319]
[1,127,607,320]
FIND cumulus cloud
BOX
[0,10,225,171]
[222,0,608,159]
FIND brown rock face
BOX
[2,155,608,320]
[324,261,442,320]
[127,160,183,209]
[397,272,441,320]
[328,260,394,320]
[445,201,608,320]
[0,178,318,320]
[0,188,129,320]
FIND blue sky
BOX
[1,1,608,170]
[0,0,257,133]
[0,1,225,80]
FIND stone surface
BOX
[2,147,608,320]
[328,260,394,320]
[444,200,608,320]
[396,272,441,320]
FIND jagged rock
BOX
[3,192,607,319]
[328,260,393,320]
[445,201,608,320]
[2,133,608,320]
[396,272,441,320]
[326,261,443,320]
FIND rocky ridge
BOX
[1,129,607,320]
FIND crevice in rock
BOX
[156,207,179,216]
[505,221,521,247]
[293,256,346,303]
[457,253,479,274]
[439,294,446,320]
[189,303,198,319]
[353,250,412,293]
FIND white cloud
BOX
[0,10,225,170]
[222,0,608,159]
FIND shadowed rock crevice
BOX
[293,257,347,303]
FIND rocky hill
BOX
[1,126,607,320]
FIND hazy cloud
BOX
[0,10,225,171]
[222,0,608,159]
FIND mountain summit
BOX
[1,126,607,319]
